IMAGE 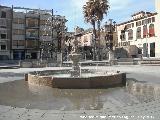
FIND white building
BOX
[117,0,160,58]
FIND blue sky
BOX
[1,0,155,32]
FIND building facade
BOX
[65,25,117,60]
[0,5,67,60]
[117,0,160,58]
[0,5,12,60]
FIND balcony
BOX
[26,24,39,29]
[26,13,39,18]
[12,24,25,29]
[26,34,39,40]
[25,40,39,49]
[12,46,25,49]
[26,30,39,39]
[26,18,39,29]
[12,35,25,40]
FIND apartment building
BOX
[12,6,67,60]
[0,5,12,60]
[117,0,160,58]
[0,5,67,60]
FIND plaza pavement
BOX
[0,65,160,120]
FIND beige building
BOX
[0,5,12,60]
[117,0,160,58]
[65,25,117,60]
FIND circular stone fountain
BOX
[25,34,126,89]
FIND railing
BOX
[26,24,39,28]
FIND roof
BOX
[117,12,157,26]
[131,11,145,17]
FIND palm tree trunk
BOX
[97,20,101,61]
[92,20,97,61]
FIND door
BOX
[150,42,155,57]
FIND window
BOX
[120,30,126,41]
[107,34,113,41]
[26,18,39,27]
[120,35,122,39]
[26,29,38,38]
[142,20,145,25]
[1,11,6,18]
[13,18,25,24]
[148,18,151,23]
[84,36,88,42]
[139,21,141,26]
[142,19,148,25]
[0,19,6,28]
[13,29,25,35]
[137,27,141,39]
[13,40,25,46]
[1,45,6,50]
[145,19,148,24]
[149,24,155,37]
[0,33,7,39]
[143,25,148,38]
[126,24,131,29]
[122,34,125,39]
[150,42,155,57]
[152,17,155,22]
[136,21,141,27]
[132,23,134,28]
[26,40,38,48]
[128,29,133,40]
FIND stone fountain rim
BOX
[28,69,122,78]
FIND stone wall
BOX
[27,74,53,87]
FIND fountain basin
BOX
[25,69,126,89]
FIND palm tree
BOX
[83,0,109,61]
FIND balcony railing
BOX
[26,34,38,37]
[26,24,39,28]
[25,45,39,49]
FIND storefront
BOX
[13,50,25,60]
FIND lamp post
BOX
[105,19,116,63]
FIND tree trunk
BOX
[92,20,97,61]
[97,20,101,61]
